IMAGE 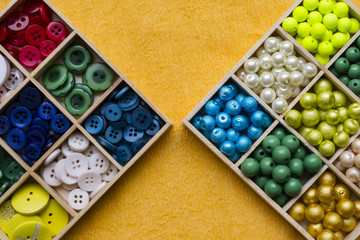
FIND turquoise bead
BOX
[210,127,227,144]
[236,135,252,153]
[226,128,240,142]
[220,140,236,156]
[224,99,241,116]
[199,115,215,131]
[215,112,231,129]
[218,85,236,101]
[205,100,221,116]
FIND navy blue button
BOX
[38,101,57,120]
[10,107,32,128]
[31,117,50,132]
[114,86,129,100]
[131,108,153,130]
[50,114,70,134]
[131,135,148,154]
[117,92,139,111]
[43,136,55,151]
[6,128,27,150]
[85,114,106,135]
[104,103,122,122]
[123,126,144,142]
[26,125,47,147]
[5,102,21,117]
[25,143,42,161]
[31,111,39,118]
[145,119,161,136]
[20,154,34,167]
[97,136,116,153]
[0,116,11,135]
[116,145,132,163]
[106,90,119,101]
[104,126,122,144]
[19,87,43,110]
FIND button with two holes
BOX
[104,103,122,122]
[64,44,92,73]
[39,199,69,236]
[43,64,68,90]
[83,63,114,91]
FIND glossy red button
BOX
[25,24,46,46]
[0,25,8,42]
[4,44,20,60]
[7,30,27,46]
[19,45,41,68]
[23,0,42,14]
[39,40,56,57]
[39,3,52,24]
[7,12,29,32]
[29,15,46,28]
[46,21,67,42]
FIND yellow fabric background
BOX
[2,0,360,239]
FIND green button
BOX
[83,63,114,91]
[51,72,75,97]
[43,64,68,90]
[64,45,92,73]
[65,88,92,115]
[74,83,94,102]
[4,162,23,180]
[0,182,9,196]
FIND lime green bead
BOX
[272,145,291,164]
[262,135,281,154]
[254,175,269,190]
[337,17,352,33]
[333,2,349,18]
[322,30,333,42]
[303,154,322,173]
[331,32,348,49]
[302,36,318,52]
[293,6,308,22]
[284,178,302,197]
[260,157,276,176]
[339,75,351,85]
[315,54,330,65]
[334,57,350,73]
[297,22,311,38]
[264,179,283,198]
[241,158,260,177]
[274,193,289,207]
[303,0,319,11]
[318,0,335,14]
[348,79,360,95]
[282,17,298,33]
[350,18,360,34]
[272,165,291,183]
[318,41,334,57]
[323,13,338,29]
[348,64,360,79]
[307,11,322,25]
[272,126,286,140]
[311,23,326,39]
[288,158,304,178]
[292,146,307,160]
[281,135,300,153]
[252,147,268,161]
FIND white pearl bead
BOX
[244,73,259,88]
[291,86,301,98]
[334,160,346,172]
[279,40,294,56]
[260,88,276,104]
[285,55,300,71]
[252,85,263,94]
[354,153,360,168]
[256,47,267,57]
[276,71,291,86]
[302,63,318,78]
[300,78,311,87]
[271,67,286,78]
[264,37,280,54]
[346,167,360,183]
[290,71,304,87]
[272,52,287,68]
[271,97,288,113]
[275,36,283,42]
[244,58,260,74]
[259,54,272,70]
[259,71,275,88]
[236,68,246,81]
[339,150,355,168]
[297,57,306,71]
[351,138,360,153]
[276,86,292,100]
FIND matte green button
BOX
[83,63,114,91]
[64,45,92,73]
[74,83,94,102]
[43,64,68,90]
[65,88,92,115]
[0,182,9,196]
[51,72,75,97]
[4,161,23,180]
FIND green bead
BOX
[292,146,307,159]
[64,44,92,73]
[281,135,300,153]
[339,75,351,85]
[51,72,75,97]
[262,135,281,154]
[43,64,68,90]
[241,158,260,177]
[264,179,282,198]
[303,154,323,173]
[288,158,304,178]
[272,145,291,164]
[284,178,302,197]
[356,36,360,49]
[348,64,360,79]
[334,57,350,73]
[254,175,268,189]
[345,47,360,63]
[252,147,268,161]
[260,157,276,176]
[83,63,114,91]
[329,66,341,78]
[274,193,289,207]
[65,88,93,115]
[272,126,286,140]
[272,165,291,183]
[348,79,360,94]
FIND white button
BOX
[0,54,10,87]
[55,159,77,185]
[83,145,100,158]
[68,188,89,210]
[62,183,78,191]
[89,153,110,174]
[44,148,61,166]
[4,68,23,90]
[68,133,89,152]
[42,162,62,187]
[90,181,106,199]
[61,142,75,157]
[64,153,89,177]
[101,163,118,182]
[78,171,102,192]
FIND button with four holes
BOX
[4,68,24,90]
[89,152,110,174]
[123,126,144,142]
[84,114,105,135]
[6,128,27,150]
[46,21,67,42]
[38,101,56,120]
[68,188,89,210]
[68,132,89,152]
[10,106,32,128]
[25,142,42,160]
[25,24,46,46]
[104,125,122,144]
[131,108,153,130]
[50,114,70,134]
[116,145,132,163]
[78,170,102,192]
[39,39,56,57]
[64,153,88,177]
[19,45,41,68]
[19,87,43,110]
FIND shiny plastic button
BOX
[42,162,62,187]
[64,45,92,73]
[44,148,61,166]
[19,45,41,68]
[118,91,140,111]
[50,114,70,134]
[38,101,56,120]
[25,24,46,46]
[51,72,75,97]
[55,159,77,185]
[68,188,89,210]
[0,200,16,235]
[84,114,105,135]
[97,136,116,152]
[4,68,24,90]
[104,103,122,122]
[114,86,129,100]
[0,115,11,135]
[116,145,132,163]
[83,145,101,158]
[25,142,42,160]
[7,12,29,31]
[64,153,89,177]
[78,170,102,192]
[4,44,19,61]
[19,87,43,110]
[131,108,153,130]
[26,125,47,147]
[7,214,43,237]
[104,125,122,144]
[39,199,68,236]
[39,3,52,24]
[8,30,27,46]
[39,39,56,57]
[11,222,52,240]
[65,88,92,115]
[10,106,32,128]
[123,126,144,142]
[6,128,27,150]
[61,142,75,157]
[89,152,110,174]
[101,163,118,182]
[100,102,112,116]
[23,0,42,14]
[46,21,67,42]
[68,132,89,152]
[0,54,10,86]
[29,15,46,28]
[146,119,161,136]
[43,64,68,90]
[83,63,114,91]
[90,181,106,199]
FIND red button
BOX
[4,44,20,60]
[7,12,29,32]
[46,21,67,42]
[19,45,41,68]
[39,3,52,25]
[39,40,56,57]
[0,25,8,42]
[7,30,27,46]
[29,15,46,28]
[23,0,42,14]
[25,24,46,46]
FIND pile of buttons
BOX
[41,132,119,211]
[0,0,68,68]
[0,86,71,165]
[192,82,272,162]
[84,85,164,166]
[0,183,68,240]
[0,54,24,101]
[43,44,114,116]
[0,146,25,197]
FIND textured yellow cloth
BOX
[2,0,360,239]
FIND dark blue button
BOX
[116,145,132,163]
[43,136,55,151]
[104,126,122,144]
[109,119,127,129]
[38,101,56,120]
[145,119,160,136]
[117,92,139,111]
[6,128,27,150]
[114,86,129,100]
[31,117,50,132]
[106,90,119,101]
[50,114,70,134]
[31,111,39,118]
[26,125,47,147]
[97,136,116,153]
[100,102,112,116]
[123,126,144,142]
[5,102,21,117]
[19,87,43,110]
[0,116,11,135]
[104,103,122,122]
[10,106,32,128]
[131,135,148,154]
[131,108,153,130]
[20,154,34,167]
[85,114,106,135]
[24,143,42,161]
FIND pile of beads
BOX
[237,37,318,114]
[240,126,322,206]
[43,44,114,116]
[282,0,360,65]
[192,82,272,162]
[0,0,68,68]
[0,54,24,102]
[285,78,359,157]
[0,86,71,165]
[0,183,68,239]
[40,132,118,211]
[0,146,25,197]
[84,85,164,166]
[288,171,360,239]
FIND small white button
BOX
[42,162,62,187]
[0,54,10,87]
[55,159,78,185]
[90,181,106,199]
[89,153,110,174]
[68,132,89,152]
[101,163,118,182]
[78,171,102,192]
[61,142,75,157]
[44,148,61,166]
[64,153,89,177]
[83,145,100,158]
[4,68,24,90]
[68,188,89,210]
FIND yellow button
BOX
[7,214,43,237]
[39,199,69,236]
[11,222,51,240]
[0,200,16,235]
[11,183,50,215]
